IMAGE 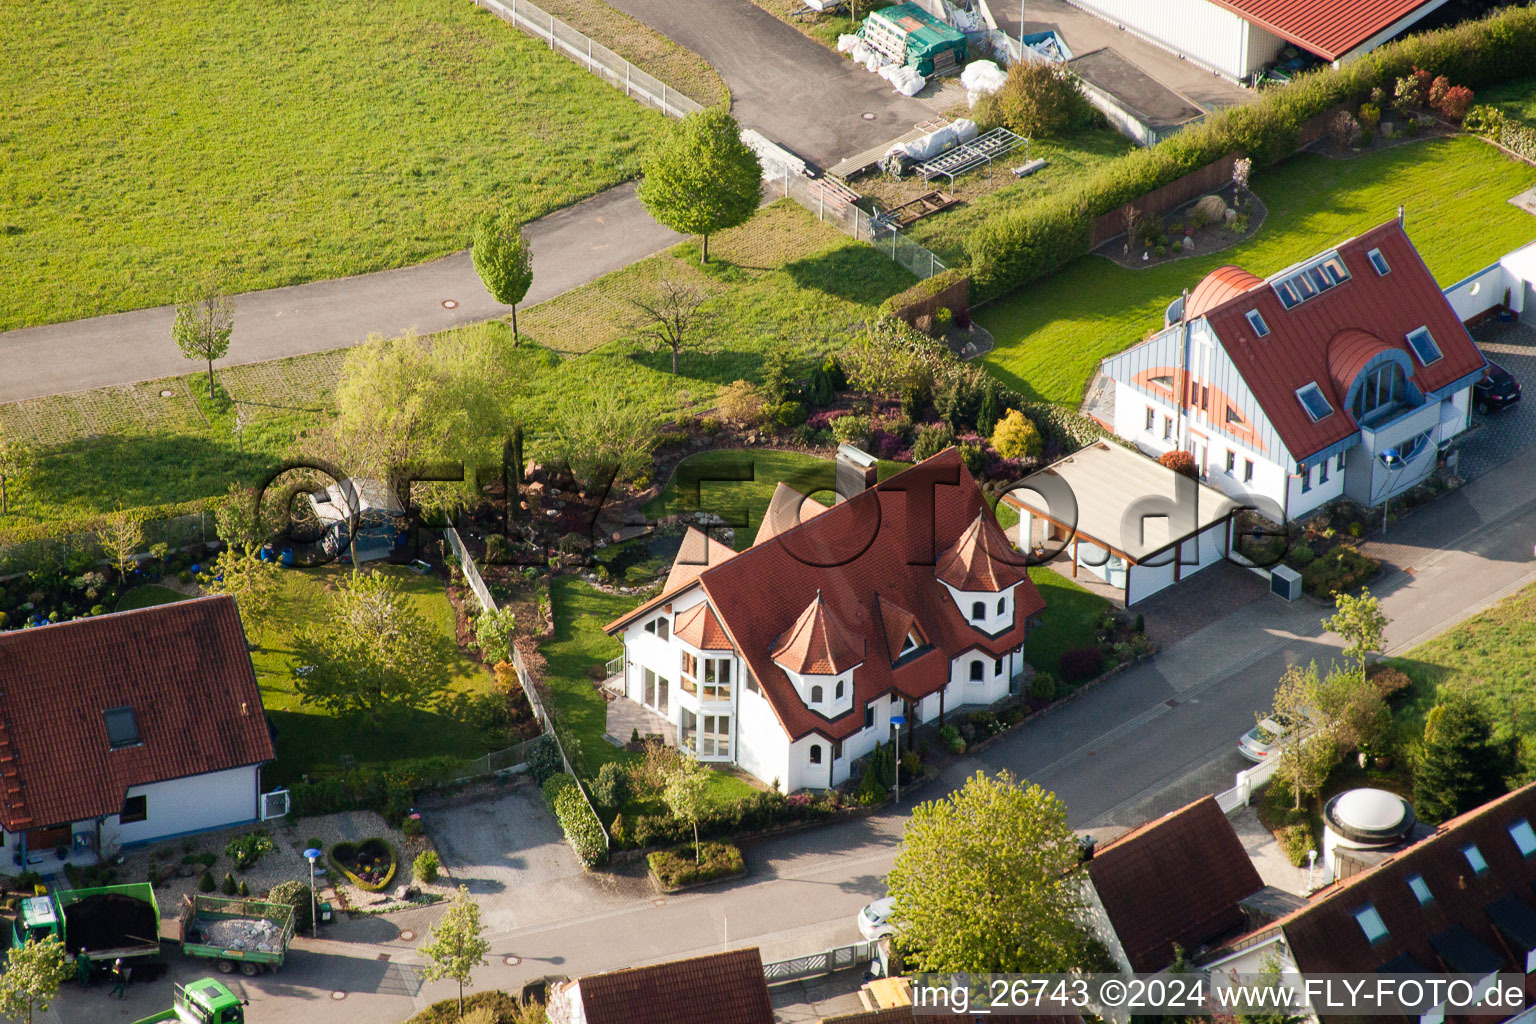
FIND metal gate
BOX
[260,789,291,821]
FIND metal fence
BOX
[762,940,882,983]
[474,0,705,120]
[433,737,540,786]
[443,527,495,613]
[0,511,214,576]
[512,644,612,856]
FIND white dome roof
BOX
[1334,788,1409,832]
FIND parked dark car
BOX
[1474,361,1521,415]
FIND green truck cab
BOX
[11,883,162,961]
[129,978,246,1024]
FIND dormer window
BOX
[1246,310,1270,337]
[996,598,1005,616]
[1296,383,1333,422]
[104,707,141,749]
[1406,326,1442,367]
[899,631,920,657]
[970,601,985,621]
[810,685,823,705]
[1367,248,1390,275]
[643,616,670,641]
[1353,362,1405,425]
[835,680,845,700]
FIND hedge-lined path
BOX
[0,183,683,406]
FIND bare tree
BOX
[630,278,710,374]
[1121,204,1141,256]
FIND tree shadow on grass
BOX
[28,432,282,517]
[782,245,915,304]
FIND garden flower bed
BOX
[647,842,746,892]
[329,838,398,892]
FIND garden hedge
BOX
[542,772,608,868]
[964,5,1536,300]
[647,842,745,890]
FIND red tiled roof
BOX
[0,596,274,831]
[696,449,1044,743]
[1187,265,1264,319]
[1204,0,1444,60]
[569,948,774,1024]
[1270,782,1536,977]
[935,511,1031,593]
[1088,796,1263,971]
[675,602,733,650]
[874,595,923,666]
[665,526,737,592]
[754,481,829,546]
[772,592,865,675]
[1200,220,1486,460]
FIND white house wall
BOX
[736,684,791,791]
[1063,0,1258,80]
[102,766,262,852]
[1443,262,1509,322]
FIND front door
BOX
[1188,432,1208,478]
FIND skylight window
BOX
[1354,904,1389,944]
[1463,843,1489,875]
[103,707,141,750]
[1368,248,1391,276]
[1246,310,1270,337]
[1406,327,1443,367]
[1407,874,1433,905]
[1510,819,1536,857]
[1272,252,1350,310]
[1296,383,1334,422]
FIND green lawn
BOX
[116,584,187,611]
[642,448,910,551]
[1383,579,1536,758]
[0,203,913,534]
[541,577,758,816]
[0,0,666,330]
[1478,75,1536,125]
[1024,566,1108,678]
[976,136,1536,407]
[251,565,499,786]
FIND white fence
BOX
[443,527,496,613]
[1215,754,1279,813]
[762,939,882,983]
[474,0,705,119]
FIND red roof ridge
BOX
[674,602,733,650]
[566,947,773,1024]
[935,510,1029,592]
[772,590,865,675]
[873,594,923,665]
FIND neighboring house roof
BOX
[1195,220,1485,460]
[564,948,774,1024]
[1089,796,1264,971]
[692,449,1044,743]
[675,602,733,650]
[664,526,737,592]
[1006,442,1237,563]
[772,592,865,675]
[1263,782,1536,979]
[755,481,829,546]
[935,512,1030,592]
[1203,0,1445,61]
[0,595,275,832]
[874,595,924,666]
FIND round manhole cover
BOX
[159,390,175,398]
[331,992,347,1001]
[442,299,459,309]
[861,112,876,120]
[504,956,522,966]
[398,930,416,942]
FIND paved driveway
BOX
[603,0,934,167]
[1458,320,1536,480]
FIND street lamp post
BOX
[303,848,322,940]
[890,714,907,803]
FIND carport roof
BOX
[1004,442,1236,564]
[1204,0,1447,61]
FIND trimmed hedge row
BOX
[647,842,745,890]
[542,772,608,868]
[964,5,1536,300]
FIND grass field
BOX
[975,136,1536,407]
[541,577,759,815]
[746,0,896,49]
[1024,566,1108,678]
[1385,579,1536,757]
[0,202,913,530]
[0,0,667,331]
[1478,75,1536,125]
[116,584,187,611]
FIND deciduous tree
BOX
[637,107,761,264]
[0,435,34,517]
[631,277,711,374]
[993,60,1091,139]
[470,606,518,665]
[1323,589,1388,675]
[471,215,534,338]
[663,755,711,863]
[172,283,236,400]
[200,547,283,629]
[886,771,1093,973]
[292,570,448,726]
[1415,694,1511,823]
[419,886,491,1019]
[0,936,72,1024]
[541,384,656,492]
[99,508,145,583]
[215,483,265,553]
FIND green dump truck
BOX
[178,895,295,976]
[12,883,162,962]
[129,978,247,1024]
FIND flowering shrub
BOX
[1060,647,1105,682]
[1436,84,1474,120]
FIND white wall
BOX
[939,581,1016,636]
[736,684,790,791]
[102,766,261,851]
[1063,0,1259,80]
[1443,262,1509,322]
[943,647,1013,709]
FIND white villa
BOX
[604,447,1044,792]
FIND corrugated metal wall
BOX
[1063,0,1255,80]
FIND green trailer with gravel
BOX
[178,895,295,976]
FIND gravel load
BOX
[187,915,283,953]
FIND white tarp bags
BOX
[879,63,926,96]
[882,118,978,163]
[961,59,1007,106]
[837,33,859,52]
[951,118,979,142]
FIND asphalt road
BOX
[0,184,684,406]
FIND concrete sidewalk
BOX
[0,183,683,405]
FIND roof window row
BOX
[1273,253,1350,309]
